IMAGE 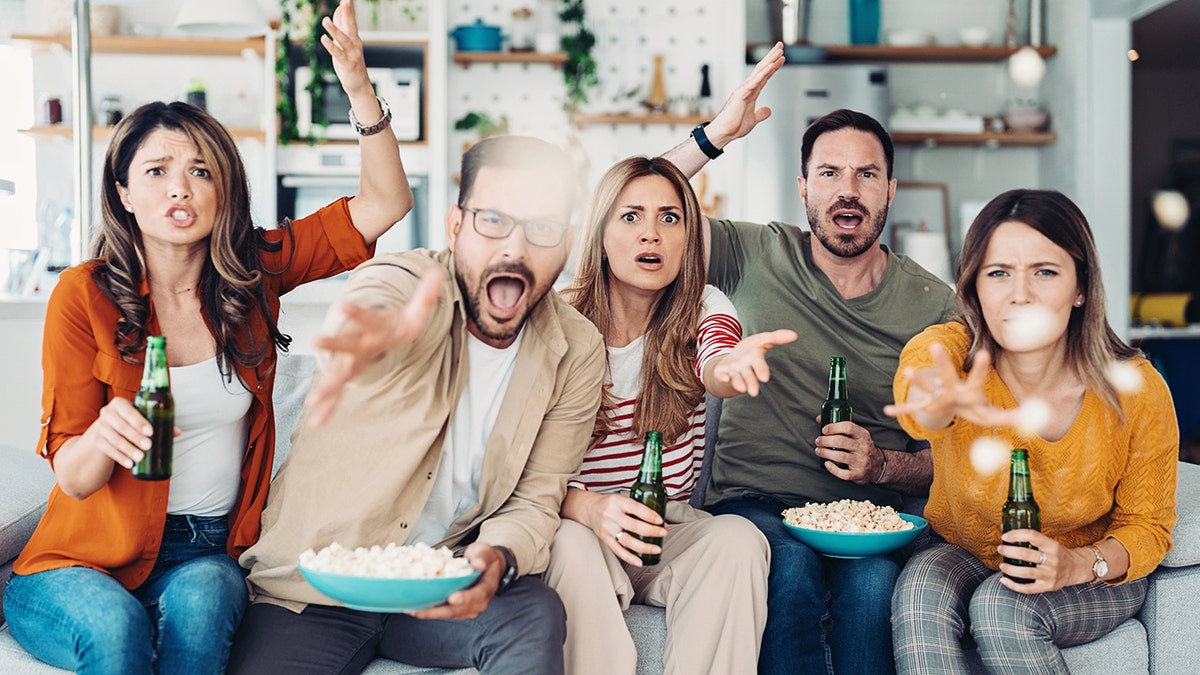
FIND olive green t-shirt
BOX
[706,219,957,508]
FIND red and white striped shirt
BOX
[569,286,742,502]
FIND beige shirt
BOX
[241,249,605,610]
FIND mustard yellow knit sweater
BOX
[894,322,1178,581]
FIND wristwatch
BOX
[494,545,519,595]
[691,122,724,160]
[348,96,392,137]
[1089,544,1109,581]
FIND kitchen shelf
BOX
[20,125,267,142]
[891,130,1056,146]
[452,51,568,68]
[571,113,709,128]
[11,33,266,58]
[750,42,1057,64]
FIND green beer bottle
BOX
[132,335,174,480]
[1001,448,1041,583]
[821,356,852,469]
[628,430,667,565]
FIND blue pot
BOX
[451,19,502,52]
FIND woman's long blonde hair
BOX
[564,156,708,446]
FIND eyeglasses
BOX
[461,207,569,248]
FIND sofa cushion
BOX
[1162,460,1200,567]
[0,444,55,566]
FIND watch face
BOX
[1095,559,1109,578]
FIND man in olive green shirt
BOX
[662,44,956,675]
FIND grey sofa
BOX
[2,353,1198,673]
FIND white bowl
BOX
[960,27,989,47]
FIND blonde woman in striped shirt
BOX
[543,156,796,675]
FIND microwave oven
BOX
[294,66,421,141]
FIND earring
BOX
[1074,300,1084,307]
[125,205,133,213]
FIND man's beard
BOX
[807,198,888,258]
[455,258,538,343]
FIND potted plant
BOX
[276,0,422,143]
[559,0,597,116]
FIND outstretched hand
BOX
[705,41,785,148]
[305,268,444,427]
[707,328,798,398]
[883,342,1020,431]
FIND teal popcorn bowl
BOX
[299,564,481,612]
[782,513,927,559]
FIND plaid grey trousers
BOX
[891,539,1147,674]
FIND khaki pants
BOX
[543,501,770,675]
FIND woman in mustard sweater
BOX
[885,189,1178,674]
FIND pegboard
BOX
[447,0,745,217]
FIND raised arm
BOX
[323,0,414,244]
[660,42,784,267]
[660,42,784,179]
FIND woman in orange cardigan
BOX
[885,189,1178,673]
[2,2,411,673]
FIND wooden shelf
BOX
[11,33,266,58]
[825,44,1057,63]
[891,131,1056,147]
[452,51,568,68]
[751,43,1057,64]
[571,113,709,128]
[20,125,266,142]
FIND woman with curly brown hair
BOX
[2,2,411,672]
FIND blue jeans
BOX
[227,575,566,674]
[4,514,248,675]
[709,494,900,675]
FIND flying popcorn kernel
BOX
[970,437,1010,476]
[1015,397,1052,437]
[1105,359,1145,394]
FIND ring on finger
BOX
[1038,551,1046,565]
[615,530,624,542]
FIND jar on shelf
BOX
[41,96,63,126]
[534,0,561,54]
[510,7,534,51]
[100,95,123,126]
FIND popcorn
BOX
[1015,397,1052,438]
[1105,359,1145,395]
[782,499,914,533]
[299,542,475,579]
[970,437,1011,476]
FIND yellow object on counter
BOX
[1131,293,1191,327]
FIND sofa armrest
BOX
[1162,461,1200,568]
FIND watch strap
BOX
[1089,544,1107,580]
[348,96,392,137]
[691,121,724,160]
[494,545,518,595]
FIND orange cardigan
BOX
[15,197,373,589]
[894,322,1178,582]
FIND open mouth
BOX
[635,253,664,270]
[832,210,864,229]
[485,274,528,316]
[166,207,195,226]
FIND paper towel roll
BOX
[899,230,952,285]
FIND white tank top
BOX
[165,356,252,517]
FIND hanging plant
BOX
[276,0,339,144]
[559,0,597,116]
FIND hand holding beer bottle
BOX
[132,335,174,480]
[1000,448,1040,584]
[627,431,668,565]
